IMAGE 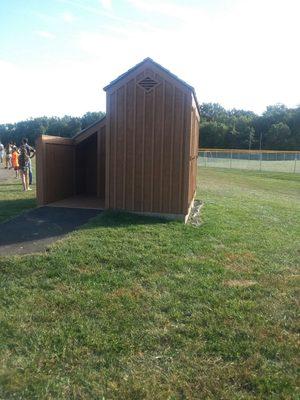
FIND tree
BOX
[265,122,291,150]
[81,111,105,129]
[200,121,228,148]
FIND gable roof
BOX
[73,116,106,143]
[103,58,200,115]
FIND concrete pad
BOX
[48,195,105,209]
[0,206,102,256]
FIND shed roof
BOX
[104,58,200,114]
[73,116,106,143]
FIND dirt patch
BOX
[224,279,257,287]
[223,251,257,272]
[107,285,146,300]
[0,167,14,182]
[187,200,204,226]
[223,264,251,273]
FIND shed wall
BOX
[97,125,106,198]
[188,106,200,204]
[105,68,193,216]
[36,136,75,205]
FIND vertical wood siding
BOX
[106,69,194,215]
[188,107,200,204]
[97,126,106,199]
[36,136,75,205]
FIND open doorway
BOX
[76,132,97,196]
[45,132,104,210]
[36,118,106,210]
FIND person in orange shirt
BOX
[11,146,20,178]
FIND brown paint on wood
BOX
[159,80,166,212]
[150,87,155,212]
[122,83,127,208]
[37,59,199,219]
[36,136,75,205]
[182,94,192,214]
[152,80,163,212]
[105,63,197,216]
[36,136,45,205]
[169,85,175,212]
[143,89,154,212]
[115,86,125,209]
[172,88,184,212]
[97,126,106,199]
[161,81,173,213]
[125,79,134,210]
[132,77,137,210]
[134,85,144,211]
[108,92,116,208]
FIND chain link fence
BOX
[198,150,300,173]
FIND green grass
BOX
[198,156,300,173]
[0,168,299,399]
[0,178,36,223]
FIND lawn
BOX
[0,168,299,399]
[198,155,300,173]
[0,163,36,223]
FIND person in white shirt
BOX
[0,142,4,164]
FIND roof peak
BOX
[103,58,200,114]
[104,57,193,91]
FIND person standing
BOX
[5,143,12,169]
[0,141,4,164]
[11,146,20,178]
[18,144,30,191]
[21,138,35,186]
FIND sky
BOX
[0,0,299,123]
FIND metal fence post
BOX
[294,155,297,173]
[230,151,232,168]
[259,151,262,171]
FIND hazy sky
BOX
[0,0,299,123]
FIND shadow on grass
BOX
[0,206,171,256]
[0,198,37,223]
[92,209,172,228]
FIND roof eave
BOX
[103,57,201,116]
[72,116,106,140]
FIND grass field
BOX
[0,168,299,399]
[0,178,36,223]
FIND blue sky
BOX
[0,0,299,123]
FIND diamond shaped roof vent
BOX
[138,76,159,92]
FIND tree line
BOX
[200,103,300,150]
[0,112,105,147]
[0,104,299,150]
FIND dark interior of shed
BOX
[75,133,98,196]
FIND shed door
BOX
[36,136,75,205]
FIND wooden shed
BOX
[36,58,200,221]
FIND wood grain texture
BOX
[36,136,75,205]
[37,60,199,219]
[106,65,197,216]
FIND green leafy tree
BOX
[81,111,105,129]
[265,122,291,150]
